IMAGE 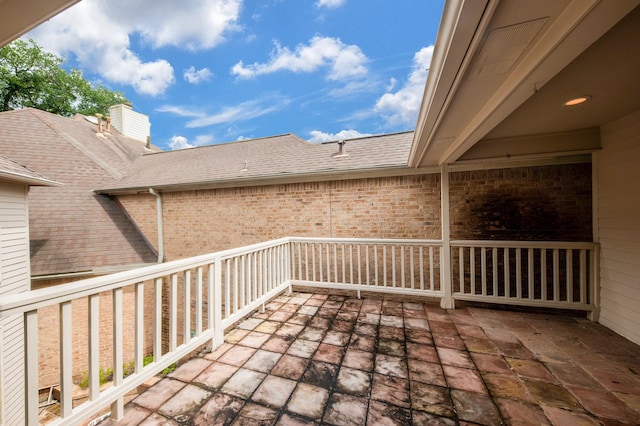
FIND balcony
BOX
[2,237,638,425]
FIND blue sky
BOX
[28,0,444,150]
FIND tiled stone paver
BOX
[101,292,640,425]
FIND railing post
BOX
[589,245,600,322]
[440,164,455,309]
[213,257,224,349]
[24,310,39,426]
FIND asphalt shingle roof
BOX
[0,108,158,277]
[99,131,415,193]
[0,154,60,186]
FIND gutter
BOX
[148,188,164,263]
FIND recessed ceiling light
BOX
[562,96,591,107]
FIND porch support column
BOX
[440,164,455,309]
[589,152,600,322]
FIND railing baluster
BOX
[429,246,434,291]
[88,294,100,400]
[481,247,487,295]
[233,258,238,313]
[25,310,39,426]
[154,278,162,360]
[213,258,223,348]
[341,244,346,284]
[383,245,387,287]
[419,246,424,290]
[580,249,587,304]
[516,248,522,300]
[111,287,124,420]
[304,243,309,281]
[504,248,510,298]
[567,249,573,303]
[375,245,379,287]
[240,256,245,309]
[312,244,316,282]
[334,243,338,283]
[391,246,396,287]
[459,246,465,294]
[60,301,73,418]
[184,270,191,344]
[357,245,362,284]
[224,259,231,317]
[207,264,214,343]
[410,246,415,289]
[135,282,144,372]
[319,244,324,283]
[470,247,477,295]
[366,245,370,286]
[196,268,203,336]
[541,249,548,301]
[400,246,405,288]
[528,249,534,300]
[492,247,498,296]
[553,249,560,302]
[326,243,331,283]
[170,273,178,351]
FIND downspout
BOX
[148,188,164,263]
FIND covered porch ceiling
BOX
[410,0,640,167]
[0,0,80,47]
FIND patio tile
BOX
[336,366,371,396]
[495,398,550,425]
[275,323,304,337]
[349,334,375,352]
[105,405,152,425]
[204,342,233,361]
[494,340,535,359]
[483,327,520,344]
[375,354,408,379]
[168,357,212,382]
[358,312,380,325]
[303,361,339,388]
[255,320,282,334]
[353,323,377,337]
[433,334,466,350]
[304,298,325,307]
[133,378,185,410]
[317,308,339,319]
[523,379,582,410]
[323,393,368,426]
[342,298,363,311]
[406,342,438,363]
[405,328,433,344]
[402,302,424,312]
[463,337,499,354]
[287,339,320,358]
[232,403,278,426]
[410,411,456,425]
[506,357,556,382]
[138,413,178,425]
[429,320,457,334]
[335,312,358,324]
[377,339,405,357]
[298,305,319,316]
[323,330,350,346]
[451,389,502,425]
[404,318,429,330]
[244,349,282,373]
[287,383,329,419]
[252,375,297,408]
[193,361,239,389]
[380,315,403,328]
[410,382,454,417]
[225,328,250,344]
[239,331,272,348]
[569,386,640,422]
[342,348,374,372]
[270,310,295,322]
[378,326,405,341]
[541,405,601,425]
[158,384,211,419]
[309,316,332,329]
[471,353,512,375]
[218,345,257,367]
[323,300,344,310]
[193,392,244,425]
[361,299,382,313]
[263,335,294,353]
[299,326,326,341]
[222,368,266,398]
[238,317,264,330]
[456,324,486,338]
[314,343,345,364]
[482,372,535,403]
[271,354,309,380]
[443,365,486,393]
[366,400,410,425]
[408,359,446,387]
[276,413,318,425]
[370,373,410,408]
[436,347,474,369]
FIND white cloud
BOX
[315,0,345,8]
[375,45,433,126]
[193,135,215,146]
[308,129,372,143]
[27,0,241,96]
[231,36,368,81]
[158,95,290,128]
[184,67,213,84]
[169,135,195,150]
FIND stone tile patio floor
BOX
[102,292,640,425]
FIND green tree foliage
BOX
[0,39,128,116]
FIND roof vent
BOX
[333,140,348,158]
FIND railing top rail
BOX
[288,236,444,245]
[0,237,291,318]
[450,240,598,249]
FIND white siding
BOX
[109,104,150,143]
[0,182,29,424]
[597,109,640,345]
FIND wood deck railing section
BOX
[0,237,598,425]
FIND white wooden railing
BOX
[0,237,598,425]
[0,238,291,426]
[450,240,598,311]
[288,237,444,298]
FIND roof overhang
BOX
[0,0,81,47]
[410,0,640,168]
